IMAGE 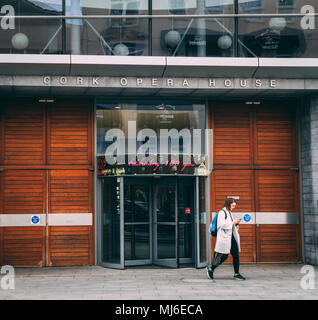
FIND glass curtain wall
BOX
[238,0,317,57]
[152,0,235,57]
[0,0,63,54]
[0,1,316,57]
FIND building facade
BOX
[0,0,317,268]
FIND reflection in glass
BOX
[125,224,150,260]
[156,183,176,223]
[96,102,206,176]
[0,18,63,54]
[179,224,193,258]
[238,16,307,57]
[124,182,150,261]
[237,0,317,57]
[178,178,194,259]
[102,177,121,264]
[157,225,175,259]
[64,0,148,55]
[153,18,234,57]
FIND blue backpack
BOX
[209,209,227,237]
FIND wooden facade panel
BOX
[49,170,91,213]
[47,103,92,164]
[211,225,256,263]
[255,106,297,165]
[0,109,3,164]
[210,103,300,264]
[0,170,2,215]
[212,169,254,212]
[213,105,251,164]
[255,170,297,212]
[3,170,46,214]
[1,227,45,266]
[48,226,92,266]
[3,105,45,164]
[258,225,299,262]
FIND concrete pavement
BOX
[0,264,317,300]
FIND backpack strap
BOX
[221,209,227,219]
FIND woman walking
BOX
[207,197,246,281]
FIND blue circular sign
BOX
[243,214,251,223]
[31,215,40,225]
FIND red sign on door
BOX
[185,207,191,214]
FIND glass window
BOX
[101,177,121,264]
[65,0,148,55]
[205,0,234,13]
[96,101,206,176]
[0,1,62,54]
[239,0,263,12]
[152,0,234,15]
[238,0,315,57]
[277,0,296,9]
[9,0,63,15]
[168,0,187,14]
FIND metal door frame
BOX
[124,177,152,266]
[153,176,178,268]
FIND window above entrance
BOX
[96,101,211,176]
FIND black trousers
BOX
[211,235,240,274]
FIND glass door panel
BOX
[178,177,195,263]
[154,177,178,267]
[124,180,151,265]
[100,177,124,269]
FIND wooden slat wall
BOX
[211,170,254,212]
[255,170,297,212]
[3,170,46,214]
[1,170,46,266]
[210,102,301,263]
[2,227,45,267]
[254,105,297,165]
[47,102,91,164]
[3,104,45,164]
[213,104,252,165]
[48,226,92,266]
[47,170,93,266]
[0,99,94,267]
[49,170,91,213]
[0,110,3,164]
[255,170,300,262]
[257,225,299,262]
[211,169,255,262]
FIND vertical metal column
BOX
[234,0,239,57]
[62,0,66,54]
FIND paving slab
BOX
[0,264,317,300]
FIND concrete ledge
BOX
[70,55,166,76]
[256,58,318,79]
[164,57,259,78]
[1,54,318,80]
[0,54,71,75]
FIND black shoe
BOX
[233,273,246,281]
[206,267,214,280]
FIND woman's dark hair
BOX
[224,197,237,210]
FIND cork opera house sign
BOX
[42,76,279,89]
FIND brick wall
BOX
[299,97,318,266]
